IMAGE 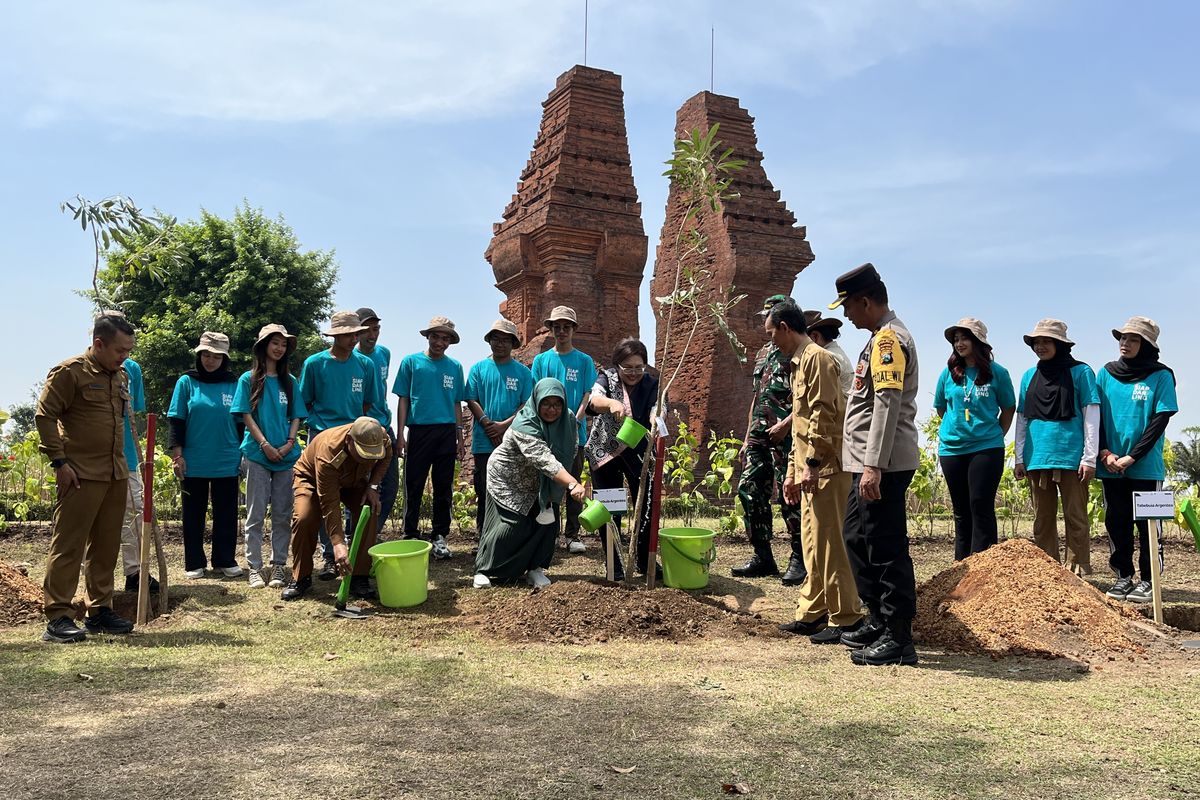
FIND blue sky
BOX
[2,1,1197,434]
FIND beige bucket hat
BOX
[322,311,367,337]
[944,317,990,346]
[349,417,388,460]
[194,331,231,356]
[420,315,460,344]
[1112,316,1160,349]
[1023,318,1074,347]
[254,323,297,356]
[543,306,578,327]
[484,318,521,345]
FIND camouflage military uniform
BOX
[738,343,804,549]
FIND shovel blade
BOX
[332,605,372,620]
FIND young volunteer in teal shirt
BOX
[1017,362,1099,471]
[933,320,1016,559]
[232,373,307,470]
[393,351,465,424]
[120,357,147,585]
[361,343,392,428]
[1096,317,1178,601]
[298,350,377,433]
[167,333,243,576]
[122,358,145,471]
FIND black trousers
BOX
[843,470,917,623]
[181,475,239,571]
[404,424,457,539]
[592,451,653,573]
[940,447,1004,560]
[473,453,491,535]
[1102,476,1159,582]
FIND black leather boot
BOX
[281,576,312,601]
[731,541,779,577]
[840,613,885,649]
[850,618,918,666]
[780,534,807,585]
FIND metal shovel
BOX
[333,506,374,619]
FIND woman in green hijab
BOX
[474,378,586,588]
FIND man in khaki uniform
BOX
[769,300,865,644]
[36,314,137,643]
[282,417,391,601]
[829,263,920,667]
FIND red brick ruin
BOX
[650,92,814,441]
[485,65,647,365]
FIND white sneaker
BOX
[525,568,551,589]
[567,539,587,554]
[432,535,453,560]
[184,568,206,579]
[247,569,266,589]
[472,573,492,589]
[219,565,244,578]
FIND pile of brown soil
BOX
[0,560,42,627]
[915,538,1147,660]
[466,580,779,644]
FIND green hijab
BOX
[511,378,577,508]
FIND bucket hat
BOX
[322,311,367,337]
[484,318,522,345]
[1111,316,1160,349]
[348,417,388,461]
[420,315,460,344]
[804,310,843,333]
[543,306,578,327]
[1022,318,1074,347]
[944,317,990,346]
[194,331,231,356]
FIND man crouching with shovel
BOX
[282,417,391,602]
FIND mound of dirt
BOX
[467,580,779,644]
[915,538,1148,660]
[0,560,43,627]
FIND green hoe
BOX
[333,506,374,620]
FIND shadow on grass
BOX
[916,649,1091,682]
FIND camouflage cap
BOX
[757,294,790,316]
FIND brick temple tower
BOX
[650,91,814,440]
[485,65,648,364]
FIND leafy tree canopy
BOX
[100,202,338,413]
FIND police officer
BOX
[732,294,806,585]
[36,313,138,643]
[829,264,921,666]
[282,416,392,601]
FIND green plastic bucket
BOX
[368,539,432,608]
[616,417,648,448]
[578,498,612,533]
[659,528,717,590]
[1181,498,1200,553]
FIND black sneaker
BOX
[731,553,780,578]
[1106,576,1134,599]
[84,607,135,635]
[349,576,375,600]
[810,618,863,645]
[780,555,808,586]
[779,614,828,636]
[841,615,885,649]
[43,616,87,644]
[1125,580,1154,604]
[850,630,918,666]
[281,576,312,601]
[316,557,338,581]
[123,573,160,593]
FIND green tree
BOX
[100,202,338,413]
[2,402,37,449]
[1173,427,1200,491]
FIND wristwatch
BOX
[50,458,67,469]
[369,484,381,492]
[805,457,822,468]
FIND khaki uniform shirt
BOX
[36,349,129,481]
[824,340,855,396]
[294,423,391,547]
[842,311,920,472]
[787,342,846,481]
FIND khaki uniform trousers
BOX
[793,471,864,627]
[1029,469,1091,576]
[44,478,127,620]
[291,485,377,581]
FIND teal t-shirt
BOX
[531,348,597,446]
[1096,368,1178,481]
[465,358,534,454]
[392,352,465,425]
[1019,363,1099,471]
[231,372,308,472]
[167,375,241,478]
[358,344,392,428]
[933,362,1016,456]
[299,350,377,433]
[122,358,145,469]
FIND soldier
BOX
[732,294,806,585]
[282,417,391,600]
[829,263,920,666]
[804,311,854,396]
[35,313,137,643]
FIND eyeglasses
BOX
[618,364,646,375]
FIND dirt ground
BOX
[2,522,1199,800]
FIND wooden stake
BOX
[644,436,666,590]
[1149,518,1164,625]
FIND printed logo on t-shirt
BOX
[381,365,388,382]
[975,385,991,398]
[279,390,288,406]
[1132,383,1149,402]
[443,374,455,390]
[222,393,233,407]
[351,377,364,394]
[506,376,519,391]
[565,367,579,384]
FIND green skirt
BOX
[475,495,558,580]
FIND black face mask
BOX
[1024,345,1082,422]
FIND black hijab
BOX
[1024,344,1083,422]
[186,353,236,384]
[1104,340,1174,385]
